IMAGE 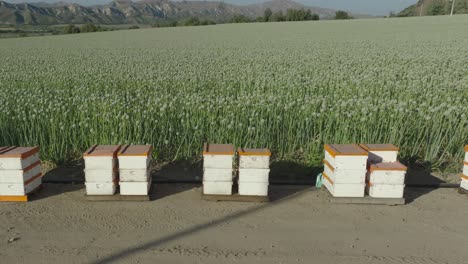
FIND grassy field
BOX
[0,16,467,169]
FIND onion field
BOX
[0,16,467,168]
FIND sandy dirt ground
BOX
[0,184,467,264]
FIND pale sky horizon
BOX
[5,0,419,16]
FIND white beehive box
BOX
[360,144,399,164]
[367,162,407,185]
[0,173,42,196]
[85,181,117,195]
[0,160,41,183]
[322,144,367,197]
[464,162,468,176]
[238,169,270,183]
[237,148,270,196]
[84,169,118,182]
[323,160,365,184]
[324,144,368,170]
[238,182,269,196]
[118,145,152,170]
[366,162,407,198]
[238,148,270,169]
[118,145,152,184]
[83,145,121,170]
[120,178,152,195]
[203,181,233,195]
[203,168,233,182]
[465,146,468,162]
[366,183,405,198]
[120,169,150,182]
[202,143,234,195]
[203,143,234,169]
[323,172,365,197]
[0,146,40,170]
[461,177,468,190]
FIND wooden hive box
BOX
[237,148,270,196]
[118,145,152,170]
[368,162,407,185]
[366,162,407,199]
[203,143,235,169]
[118,145,152,182]
[237,148,271,169]
[324,144,368,170]
[465,145,468,162]
[360,144,399,163]
[202,143,235,195]
[83,145,121,171]
[322,144,367,197]
[0,146,40,170]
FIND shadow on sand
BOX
[39,158,450,204]
[88,185,313,264]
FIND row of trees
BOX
[63,24,139,34]
[263,8,320,22]
[230,9,353,23]
[152,17,216,28]
[63,9,354,33]
[230,8,320,23]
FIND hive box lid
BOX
[84,145,121,157]
[360,144,399,151]
[237,147,271,156]
[324,144,367,157]
[203,143,234,155]
[370,162,407,172]
[0,146,40,159]
[118,145,152,157]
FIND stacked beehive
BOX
[323,144,368,197]
[461,145,468,191]
[202,143,234,195]
[360,144,406,198]
[0,146,42,198]
[238,148,270,196]
[118,145,152,195]
[84,145,121,195]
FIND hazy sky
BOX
[6,0,418,16]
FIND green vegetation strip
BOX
[0,16,467,169]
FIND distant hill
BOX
[398,0,468,16]
[0,0,338,25]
